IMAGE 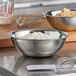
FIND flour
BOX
[21,31,60,39]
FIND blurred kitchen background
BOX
[14,0,76,15]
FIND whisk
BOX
[27,57,75,73]
[16,15,44,27]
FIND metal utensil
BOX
[27,65,76,72]
[0,66,17,76]
[27,57,76,73]
[16,15,44,27]
[15,11,47,27]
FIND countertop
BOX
[0,55,58,76]
[14,0,76,9]
[0,47,76,76]
[14,0,76,15]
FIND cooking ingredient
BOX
[21,31,60,39]
[56,8,76,17]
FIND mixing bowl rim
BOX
[8,29,69,41]
[43,10,76,18]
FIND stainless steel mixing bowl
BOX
[43,10,76,31]
[8,30,69,57]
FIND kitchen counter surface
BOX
[0,47,76,76]
[0,55,58,76]
[14,0,76,15]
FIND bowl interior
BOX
[45,10,76,17]
[9,30,69,40]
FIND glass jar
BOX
[0,0,14,25]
